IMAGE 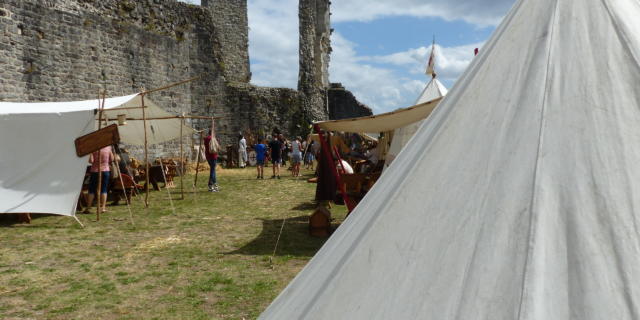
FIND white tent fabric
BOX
[260,0,640,319]
[0,110,95,216]
[315,97,442,133]
[415,77,447,106]
[0,94,193,216]
[100,95,196,146]
[385,78,447,167]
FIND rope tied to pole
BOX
[269,217,287,268]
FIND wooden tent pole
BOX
[139,75,201,95]
[159,158,176,214]
[180,115,185,200]
[194,131,203,189]
[141,93,150,208]
[103,115,223,121]
[113,147,135,226]
[96,91,106,221]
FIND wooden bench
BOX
[111,174,143,205]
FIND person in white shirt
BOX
[238,134,247,168]
[290,136,303,177]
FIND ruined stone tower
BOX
[298,0,331,121]
[201,0,250,83]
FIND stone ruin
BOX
[0,0,371,159]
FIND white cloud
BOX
[365,43,480,81]
[332,0,514,27]
[329,33,410,113]
[330,33,481,112]
[247,0,299,88]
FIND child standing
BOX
[254,138,267,179]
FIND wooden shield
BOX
[74,124,120,157]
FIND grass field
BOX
[0,166,347,319]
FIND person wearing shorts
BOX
[85,146,113,214]
[269,134,283,179]
[254,138,267,179]
[290,136,303,177]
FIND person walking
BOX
[204,129,220,192]
[238,133,247,168]
[254,137,267,179]
[269,133,283,179]
[291,136,303,177]
[84,145,114,213]
[305,139,316,170]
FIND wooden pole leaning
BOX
[159,158,176,214]
[111,148,135,226]
[141,93,150,208]
[194,131,203,189]
[96,91,106,221]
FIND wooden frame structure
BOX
[86,77,221,222]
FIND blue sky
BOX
[180,0,515,113]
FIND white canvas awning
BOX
[99,95,196,146]
[315,97,442,133]
[0,93,195,216]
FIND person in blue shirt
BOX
[254,137,267,179]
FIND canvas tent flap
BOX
[0,110,95,216]
[260,0,640,319]
[315,98,442,133]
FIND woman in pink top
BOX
[85,146,114,213]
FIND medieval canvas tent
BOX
[0,93,194,217]
[386,42,448,167]
[385,77,447,166]
[260,0,640,319]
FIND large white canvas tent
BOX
[0,94,194,217]
[260,0,640,319]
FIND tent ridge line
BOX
[516,0,560,318]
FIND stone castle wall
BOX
[328,83,373,120]
[0,0,368,161]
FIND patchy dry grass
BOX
[0,166,347,319]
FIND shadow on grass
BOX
[228,216,330,257]
[291,202,316,211]
[0,213,59,227]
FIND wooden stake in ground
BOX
[180,115,185,200]
[141,93,150,208]
[159,158,176,215]
[96,91,106,221]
